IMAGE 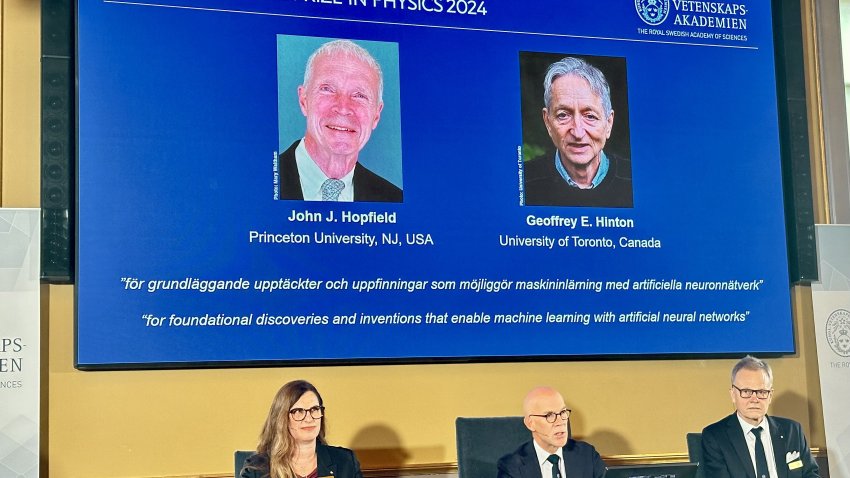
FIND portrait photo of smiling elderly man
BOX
[276,36,403,202]
[520,53,632,208]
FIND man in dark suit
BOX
[279,139,402,202]
[280,39,402,203]
[497,387,605,478]
[702,356,819,478]
[524,57,632,208]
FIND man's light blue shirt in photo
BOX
[554,150,609,189]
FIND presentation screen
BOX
[76,0,794,368]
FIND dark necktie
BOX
[546,454,561,478]
[752,426,770,478]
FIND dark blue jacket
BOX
[497,439,605,478]
[240,443,363,478]
[701,413,819,478]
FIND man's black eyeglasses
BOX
[732,385,772,399]
[528,408,571,423]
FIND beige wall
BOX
[39,287,827,478]
[0,1,828,477]
[1,0,41,208]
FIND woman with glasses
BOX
[241,380,363,478]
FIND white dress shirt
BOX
[294,139,355,201]
[532,440,566,478]
[736,413,779,478]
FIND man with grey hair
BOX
[701,355,819,478]
[524,56,632,207]
[280,39,402,202]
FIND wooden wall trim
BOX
[139,449,826,478]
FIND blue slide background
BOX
[76,0,793,367]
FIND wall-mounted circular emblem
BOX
[635,0,670,26]
[826,309,850,358]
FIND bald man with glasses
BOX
[497,387,605,478]
[701,356,819,478]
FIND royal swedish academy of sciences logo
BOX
[635,0,670,26]
[826,309,850,358]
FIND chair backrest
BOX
[686,433,704,478]
[456,417,530,478]
[235,450,254,478]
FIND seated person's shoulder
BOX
[497,442,528,468]
[243,453,268,467]
[701,414,731,435]
[240,453,269,478]
[324,444,357,457]
[773,415,800,426]
[564,439,604,463]
[772,416,806,436]
[320,444,362,473]
[567,439,599,452]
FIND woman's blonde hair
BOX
[255,380,327,478]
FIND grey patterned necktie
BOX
[321,179,345,201]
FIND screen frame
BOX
[65,0,810,370]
